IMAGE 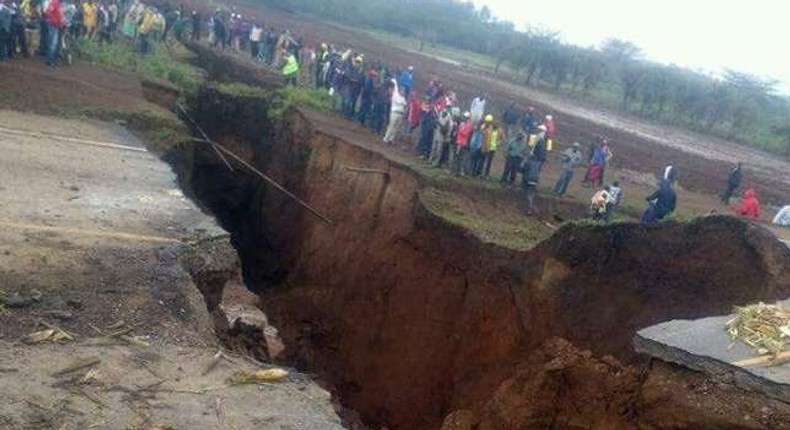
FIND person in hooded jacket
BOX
[735,188,760,219]
[641,179,676,224]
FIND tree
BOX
[600,38,642,62]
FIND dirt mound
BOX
[466,338,790,430]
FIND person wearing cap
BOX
[501,130,526,185]
[383,78,408,145]
[553,142,583,197]
[482,116,501,178]
[522,124,548,193]
[341,54,365,118]
[452,111,474,176]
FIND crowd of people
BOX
[1,0,781,228]
[0,0,174,65]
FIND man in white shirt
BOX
[470,94,486,124]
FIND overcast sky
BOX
[474,0,790,94]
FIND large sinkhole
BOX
[159,81,790,430]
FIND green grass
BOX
[420,188,552,250]
[78,39,202,93]
[268,86,334,120]
[215,82,272,98]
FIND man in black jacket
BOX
[720,162,742,205]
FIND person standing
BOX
[383,79,407,145]
[452,112,473,176]
[190,10,200,40]
[523,129,548,214]
[417,99,437,160]
[281,51,299,86]
[0,0,11,61]
[502,101,520,135]
[82,0,98,40]
[553,142,583,196]
[501,130,526,185]
[10,3,28,57]
[482,119,501,178]
[43,0,63,66]
[249,21,262,59]
[470,94,486,125]
[357,66,378,125]
[430,107,453,166]
[721,162,742,205]
[397,66,413,99]
[522,106,538,134]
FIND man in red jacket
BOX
[735,188,761,219]
[44,0,64,66]
[452,111,473,176]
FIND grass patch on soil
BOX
[420,187,552,250]
[215,82,271,98]
[79,39,202,93]
[268,86,334,120]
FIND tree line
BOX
[260,0,790,156]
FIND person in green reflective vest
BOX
[282,52,299,86]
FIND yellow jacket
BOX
[282,54,299,76]
[83,2,98,28]
[138,11,156,35]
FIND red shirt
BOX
[737,189,760,219]
[45,0,65,28]
[456,120,473,147]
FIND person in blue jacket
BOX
[398,66,414,99]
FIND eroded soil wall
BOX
[177,82,790,429]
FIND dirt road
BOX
[0,110,346,429]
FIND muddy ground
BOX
[177,0,790,213]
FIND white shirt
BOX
[774,205,790,226]
[470,97,485,118]
[250,25,263,42]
